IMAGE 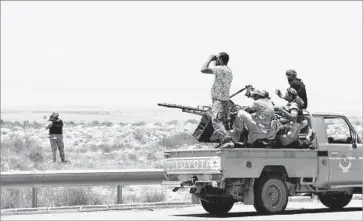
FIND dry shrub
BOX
[134,129,147,143]
[101,121,113,127]
[66,121,77,126]
[166,120,178,125]
[1,188,32,209]
[121,193,139,204]
[184,119,199,125]
[89,120,101,126]
[27,145,45,164]
[158,132,198,148]
[132,121,147,126]
[141,188,166,203]
[128,153,137,161]
[38,187,103,207]
[153,122,162,126]
[2,135,45,168]
[98,144,126,154]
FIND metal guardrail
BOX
[0,169,166,207]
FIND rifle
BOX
[229,85,254,98]
[157,103,210,116]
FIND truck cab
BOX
[162,111,362,215]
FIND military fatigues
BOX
[209,65,233,143]
[277,99,304,147]
[232,98,279,143]
[47,119,66,162]
[288,78,308,109]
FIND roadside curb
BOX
[2,196,362,216]
[1,201,193,216]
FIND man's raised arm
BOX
[201,54,217,74]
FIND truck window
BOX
[324,118,352,144]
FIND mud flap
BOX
[243,179,255,205]
[191,194,200,204]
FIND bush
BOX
[141,189,166,203]
[89,120,100,126]
[101,121,113,127]
[2,135,35,154]
[184,119,199,125]
[134,129,146,143]
[166,120,178,125]
[102,145,112,154]
[56,187,103,206]
[66,121,77,126]
[30,121,43,129]
[158,132,198,148]
[27,145,45,164]
[128,153,137,161]
[38,187,103,207]
[122,193,138,204]
[132,121,147,126]
[1,188,32,209]
[153,122,162,126]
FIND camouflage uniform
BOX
[276,89,305,147]
[232,96,279,143]
[209,66,233,143]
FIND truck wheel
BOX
[201,198,234,215]
[318,193,353,210]
[254,175,288,214]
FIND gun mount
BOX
[157,101,243,143]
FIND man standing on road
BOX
[276,69,308,109]
[201,52,234,148]
[45,113,67,163]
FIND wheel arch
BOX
[258,165,289,179]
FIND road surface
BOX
[2,201,362,220]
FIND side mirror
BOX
[352,133,357,148]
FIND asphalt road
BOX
[2,200,362,220]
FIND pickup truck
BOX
[162,110,362,215]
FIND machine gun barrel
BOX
[157,103,210,115]
[182,109,205,116]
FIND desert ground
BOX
[1,109,362,209]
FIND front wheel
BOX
[318,193,352,210]
[201,198,234,215]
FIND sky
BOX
[1,1,362,115]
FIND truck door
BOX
[323,116,363,185]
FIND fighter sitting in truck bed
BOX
[157,84,315,149]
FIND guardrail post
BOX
[32,187,37,208]
[117,185,122,204]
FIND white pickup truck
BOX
[162,111,362,215]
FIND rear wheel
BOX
[201,198,234,215]
[318,192,352,210]
[254,175,288,214]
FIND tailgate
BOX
[165,156,222,174]
[164,149,222,175]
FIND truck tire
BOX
[318,193,353,210]
[201,198,234,215]
[254,175,288,214]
